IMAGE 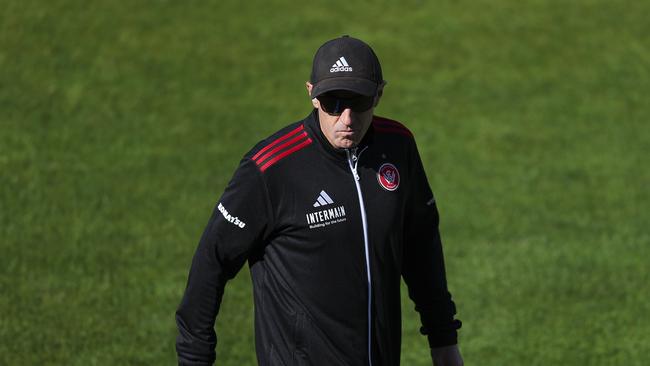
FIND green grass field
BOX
[2,0,649,364]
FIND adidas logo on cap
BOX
[330,57,353,73]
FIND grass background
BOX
[1,0,649,364]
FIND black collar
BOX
[303,109,375,162]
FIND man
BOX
[176,36,463,366]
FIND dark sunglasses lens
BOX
[353,96,374,112]
[318,94,374,114]
[319,96,342,114]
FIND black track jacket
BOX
[176,111,461,366]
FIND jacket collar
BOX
[303,109,375,161]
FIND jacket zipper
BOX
[345,146,373,366]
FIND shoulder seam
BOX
[372,116,413,138]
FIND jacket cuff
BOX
[422,319,462,348]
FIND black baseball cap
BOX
[310,35,384,99]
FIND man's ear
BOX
[306,82,319,109]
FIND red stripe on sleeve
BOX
[260,138,313,172]
[254,131,308,166]
[252,124,305,161]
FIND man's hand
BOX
[430,344,463,366]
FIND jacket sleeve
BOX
[401,141,461,348]
[175,158,272,365]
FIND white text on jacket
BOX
[306,205,347,229]
[218,202,246,229]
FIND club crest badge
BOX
[377,163,400,191]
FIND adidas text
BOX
[330,65,353,72]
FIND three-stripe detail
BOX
[252,124,313,172]
[313,190,334,207]
[332,56,349,68]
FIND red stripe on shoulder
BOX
[372,116,413,138]
[259,138,313,172]
[252,124,304,161]
[254,131,308,166]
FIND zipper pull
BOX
[351,147,358,162]
[352,167,360,181]
[346,148,361,181]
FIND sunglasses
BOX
[316,91,375,115]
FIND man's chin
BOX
[334,138,358,149]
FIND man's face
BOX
[307,82,381,149]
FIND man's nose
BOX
[338,108,353,126]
